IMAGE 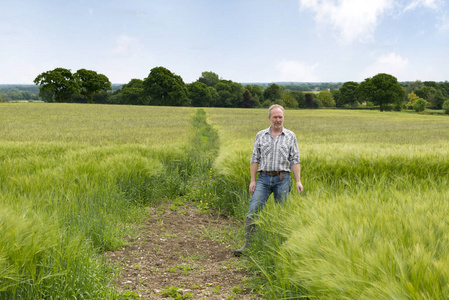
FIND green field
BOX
[1,103,449,299]
[207,108,449,299]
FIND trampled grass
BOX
[206,107,449,299]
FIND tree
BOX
[291,91,306,108]
[214,80,244,107]
[143,67,190,106]
[282,90,299,108]
[121,79,146,105]
[305,93,319,108]
[34,68,80,102]
[407,92,419,107]
[405,80,424,95]
[358,73,405,112]
[414,86,446,109]
[245,84,264,103]
[0,93,11,102]
[187,81,212,107]
[198,71,220,87]
[263,84,283,102]
[414,98,427,112]
[241,90,256,108]
[208,86,220,107]
[331,89,341,107]
[339,81,359,107]
[74,69,111,103]
[443,100,449,115]
[317,90,336,107]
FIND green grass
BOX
[205,108,449,299]
[1,104,448,299]
[0,103,200,298]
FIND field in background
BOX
[1,103,449,299]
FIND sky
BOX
[1,0,449,84]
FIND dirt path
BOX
[106,202,260,299]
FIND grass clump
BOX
[161,286,193,299]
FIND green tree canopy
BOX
[331,89,341,107]
[121,79,146,105]
[263,83,283,101]
[143,67,190,106]
[281,90,299,108]
[75,69,111,103]
[414,86,446,109]
[358,73,405,111]
[34,68,80,102]
[241,90,257,108]
[290,91,306,108]
[407,92,419,107]
[318,90,336,107]
[214,80,244,107]
[198,71,220,87]
[187,81,212,107]
[245,84,265,103]
[339,81,359,107]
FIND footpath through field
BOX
[106,109,259,299]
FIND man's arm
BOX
[291,163,303,193]
[249,162,259,195]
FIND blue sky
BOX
[1,0,448,84]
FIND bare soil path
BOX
[106,201,260,299]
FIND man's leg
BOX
[273,173,291,205]
[234,174,271,256]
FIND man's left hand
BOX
[296,181,303,193]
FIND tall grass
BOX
[2,103,448,299]
[0,103,198,298]
[206,108,449,299]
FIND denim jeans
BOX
[247,172,291,219]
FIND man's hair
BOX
[268,104,284,117]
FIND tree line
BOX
[0,85,39,102]
[27,66,449,113]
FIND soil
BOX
[106,202,261,299]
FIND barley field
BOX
[0,103,197,299]
[207,107,449,299]
[1,103,448,299]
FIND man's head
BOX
[268,104,284,130]
[268,104,284,117]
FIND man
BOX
[234,104,303,257]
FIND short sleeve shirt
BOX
[250,127,300,172]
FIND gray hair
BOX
[268,104,284,117]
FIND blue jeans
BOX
[247,172,291,219]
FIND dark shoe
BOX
[233,217,255,257]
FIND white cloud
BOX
[403,0,441,12]
[360,53,409,80]
[299,0,393,43]
[112,35,140,55]
[276,60,320,82]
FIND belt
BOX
[259,171,289,181]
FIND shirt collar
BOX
[265,126,285,136]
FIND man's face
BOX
[269,108,284,130]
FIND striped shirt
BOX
[250,127,300,172]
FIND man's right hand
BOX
[249,181,256,195]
